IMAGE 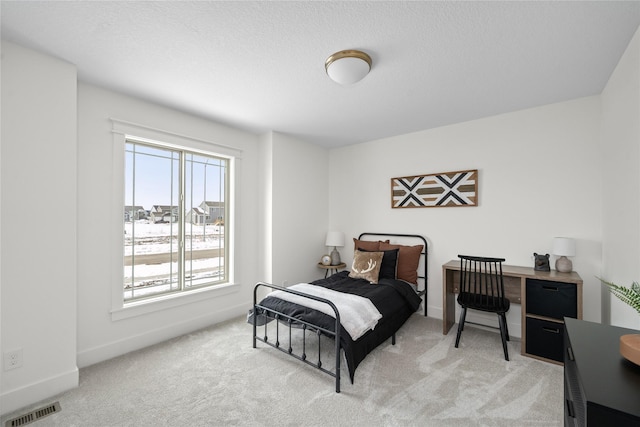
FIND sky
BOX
[125,142,226,211]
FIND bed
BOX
[249,233,428,392]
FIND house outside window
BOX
[124,138,229,302]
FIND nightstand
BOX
[317,262,346,278]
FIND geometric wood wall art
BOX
[391,169,478,208]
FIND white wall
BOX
[601,26,640,329]
[255,131,329,302]
[75,83,261,367]
[329,97,603,336]
[1,41,79,414]
[268,132,329,286]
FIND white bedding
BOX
[269,283,382,340]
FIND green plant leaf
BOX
[598,278,640,315]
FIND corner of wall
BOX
[1,40,79,416]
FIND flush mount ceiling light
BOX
[325,50,372,85]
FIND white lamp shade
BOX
[325,231,345,247]
[552,237,576,257]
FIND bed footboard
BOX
[252,282,342,393]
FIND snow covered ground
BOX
[124,221,225,299]
[124,221,223,255]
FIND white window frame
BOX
[110,119,241,321]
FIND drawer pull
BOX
[567,346,575,361]
[543,327,560,334]
[542,285,559,291]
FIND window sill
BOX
[111,282,239,321]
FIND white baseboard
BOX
[0,367,78,417]
[426,303,443,320]
[77,303,247,368]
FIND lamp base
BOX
[555,256,573,273]
[330,247,341,265]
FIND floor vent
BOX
[5,402,61,427]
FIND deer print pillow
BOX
[349,250,383,284]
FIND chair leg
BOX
[498,313,509,361]
[504,316,510,341]
[455,307,467,348]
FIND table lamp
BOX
[553,237,575,273]
[325,231,345,266]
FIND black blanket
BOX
[250,271,422,381]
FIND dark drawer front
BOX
[526,279,577,319]
[526,317,564,362]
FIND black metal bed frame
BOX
[253,282,343,392]
[252,233,428,393]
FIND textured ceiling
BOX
[2,1,640,147]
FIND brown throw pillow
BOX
[349,250,384,284]
[352,238,390,252]
[379,242,423,284]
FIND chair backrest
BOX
[458,255,508,310]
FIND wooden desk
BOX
[442,260,583,363]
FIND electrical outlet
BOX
[4,349,23,371]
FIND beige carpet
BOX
[2,314,563,426]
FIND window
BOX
[124,138,229,302]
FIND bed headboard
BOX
[358,232,428,317]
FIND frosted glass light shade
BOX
[325,50,372,85]
[325,231,345,247]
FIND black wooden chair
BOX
[454,255,511,360]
